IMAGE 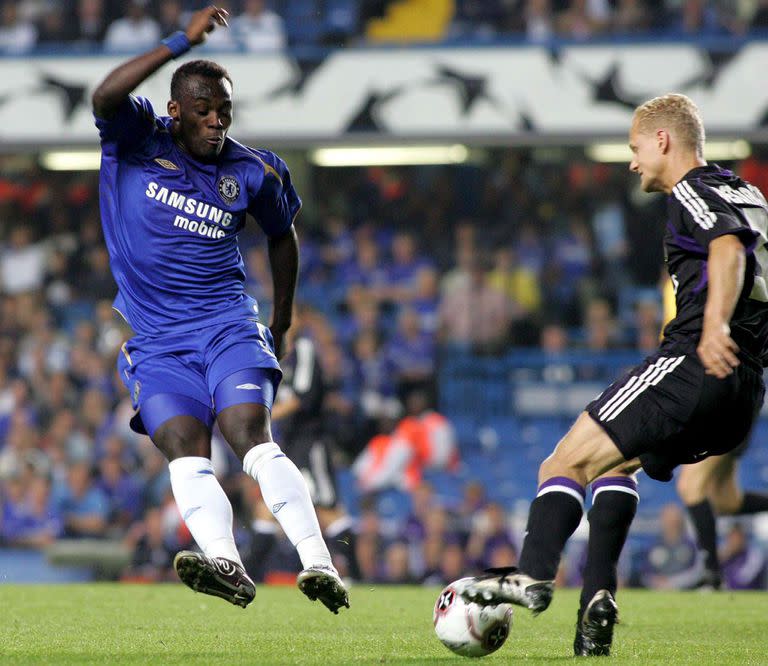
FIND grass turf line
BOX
[1,584,768,664]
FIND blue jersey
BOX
[95,95,301,336]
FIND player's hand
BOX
[185,5,229,46]
[697,320,740,378]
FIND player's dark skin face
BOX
[168,75,233,161]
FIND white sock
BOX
[243,442,332,569]
[168,456,243,566]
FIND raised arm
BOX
[91,5,228,119]
[697,234,746,378]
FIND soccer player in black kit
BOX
[462,94,768,656]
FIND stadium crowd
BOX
[1,150,768,588]
[1,0,768,55]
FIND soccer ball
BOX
[433,577,513,658]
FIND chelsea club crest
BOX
[217,175,240,205]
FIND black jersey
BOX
[277,335,324,444]
[662,164,768,365]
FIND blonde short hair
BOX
[633,93,705,156]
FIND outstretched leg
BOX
[464,412,627,611]
[218,401,349,614]
[150,412,255,608]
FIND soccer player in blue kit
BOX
[91,5,349,613]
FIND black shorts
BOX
[586,351,765,482]
[282,437,339,509]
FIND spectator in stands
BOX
[430,539,466,584]
[438,256,514,353]
[669,0,726,36]
[340,237,390,304]
[384,231,434,304]
[84,247,117,302]
[36,4,68,45]
[720,523,767,590]
[80,388,114,454]
[419,505,456,582]
[455,480,488,540]
[355,498,386,582]
[591,189,629,297]
[466,502,518,571]
[244,246,274,316]
[320,215,356,274]
[440,243,475,297]
[380,539,414,583]
[545,217,595,325]
[411,267,440,335]
[157,0,185,37]
[386,307,436,402]
[582,297,621,352]
[514,222,547,279]
[136,445,170,510]
[352,330,396,417]
[451,0,524,39]
[639,503,702,589]
[51,461,109,538]
[123,506,179,582]
[1,228,46,295]
[612,0,650,32]
[0,0,37,53]
[43,249,74,313]
[632,294,661,351]
[233,0,287,51]
[69,0,107,47]
[103,0,160,52]
[752,0,768,30]
[488,246,541,316]
[97,455,143,532]
[557,0,611,38]
[525,0,555,41]
[342,285,383,340]
[353,393,457,493]
[0,471,62,547]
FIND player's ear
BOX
[657,129,670,154]
[168,100,180,121]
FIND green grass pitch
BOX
[1,584,767,664]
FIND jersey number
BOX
[743,206,768,302]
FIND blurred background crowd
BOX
[2,146,768,590]
[2,0,768,55]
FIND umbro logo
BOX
[236,383,261,390]
[272,502,287,514]
[154,158,179,170]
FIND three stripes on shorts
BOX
[597,356,685,423]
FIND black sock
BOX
[245,521,278,582]
[737,492,768,515]
[518,477,585,581]
[579,477,638,617]
[328,527,362,581]
[686,500,719,574]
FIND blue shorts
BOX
[117,318,282,437]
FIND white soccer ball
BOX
[433,577,513,658]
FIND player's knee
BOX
[243,441,282,478]
[219,404,272,454]
[153,419,209,460]
[538,453,587,486]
